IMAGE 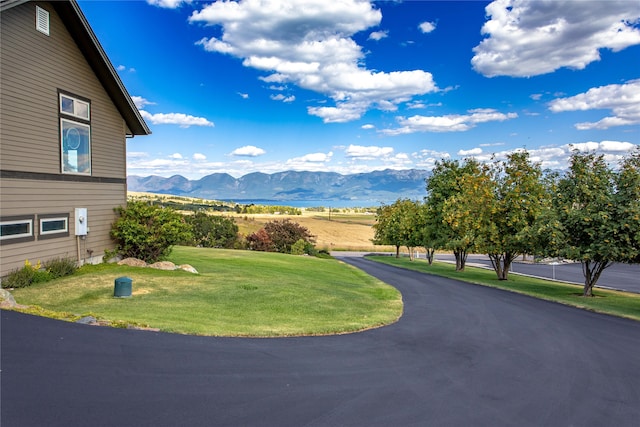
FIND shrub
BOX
[246,228,276,252]
[1,257,78,289]
[186,212,239,248]
[290,239,307,255]
[263,219,316,254]
[44,257,77,279]
[2,263,36,288]
[110,201,192,263]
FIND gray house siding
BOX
[0,1,147,276]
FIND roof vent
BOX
[36,6,49,36]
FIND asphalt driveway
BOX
[2,257,639,426]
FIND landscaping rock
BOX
[76,316,97,325]
[149,261,177,271]
[118,258,148,267]
[0,289,17,308]
[179,264,198,274]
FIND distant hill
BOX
[127,169,430,204]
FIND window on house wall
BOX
[39,214,70,239]
[0,216,35,243]
[59,92,91,175]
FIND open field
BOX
[229,211,395,252]
[8,247,403,336]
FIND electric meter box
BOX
[75,208,87,236]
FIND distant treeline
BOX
[131,194,303,215]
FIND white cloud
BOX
[568,141,637,153]
[286,151,334,169]
[548,79,640,129]
[238,92,249,99]
[381,108,518,135]
[468,141,637,170]
[230,145,266,157]
[193,153,207,161]
[190,0,437,123]
[368,30,388,41]
[472,0,640,77]
[139,110,214,128]
[361,124,375,129]
[412,149,451,170]
[458,148,483,156]
[419,21,436,34]
[307,104,365,123]
[147,0,191,8]
[270,94,296,103]
[345,144,394,159]
[169,153,183,159]
[131,96,156,109]
[117,65,126,71]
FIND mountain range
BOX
[127,169,431,204]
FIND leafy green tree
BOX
[373,200,403,258]
[263,219,316,254]
[449,151,549,280]
[553,149,640,296]
[111,201,192,263]
[415,203,436,264]
[397,199,423,260]
[186,212,239,248]
[424,158,483,270]
[441,161,494,272]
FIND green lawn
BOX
[8,247,402,337]
[368,256,640,321]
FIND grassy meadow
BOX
[9,247,403,337]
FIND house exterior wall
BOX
[0,1,129,276]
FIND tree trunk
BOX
[407,246,414,261]
[424,248,435,265]
[581,259,612,297]
[395,245,400,258]
[488,252,516,281]
[454,249,467,271]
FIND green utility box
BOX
[114,277,132,298]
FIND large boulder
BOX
[0,289,17,308]
[118,258,148,267]
[148,261,177,271]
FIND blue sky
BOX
[78,0,639,179]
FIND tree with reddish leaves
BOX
[263,219,316,254]
[246,228,275,252]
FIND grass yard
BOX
[8,247,402,337]
[369,256,640,321]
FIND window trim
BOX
[39,214,70,240]
[0,215,35,244]
[59,93,90,121]
[59,91,92,176]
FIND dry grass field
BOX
[229,211,394,252]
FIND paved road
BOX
[432,254,640,293]
[2,257,640,426]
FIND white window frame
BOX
[0,218,34,242]
[59,92,91,175]
[39,216,69,237]
[60,94,90,120]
